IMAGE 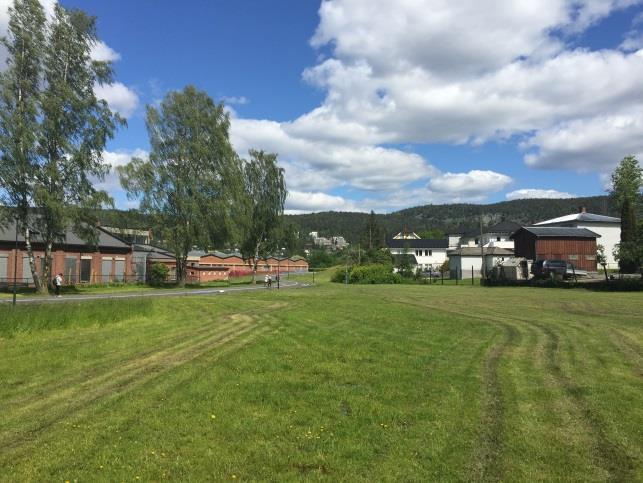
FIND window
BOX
[475,238,479,245]
[0,255,7,280]
[429,250,432,256]
[585,255,596,261]
[497,236,501,242]
[424,250,428,256]
[80,259,91,283]
[64,256,77,283]
[568,255,578,260]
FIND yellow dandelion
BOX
[211,415,216,419]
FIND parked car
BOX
[531,259,568,278]
[566,262,588,278]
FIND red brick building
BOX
[510,226,600,271]
[0,220,133,286]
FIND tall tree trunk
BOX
[176,255,187,288]
[250,242,263,284]
[41,240,53,295]
[23,227,44,293]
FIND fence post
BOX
[456,267,459,285]
[471,266,474,285]
[441,270,444,285]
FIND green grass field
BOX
[0,274,641,481]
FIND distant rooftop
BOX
[0,219,130,249]
[388,239,448,249]
[534,212,620,225]
[511,227,601,239]
[448,247,514,256]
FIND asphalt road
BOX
[0,279,312,305]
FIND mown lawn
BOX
[0,274,641,481]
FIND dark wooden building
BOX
[510,227,600,271]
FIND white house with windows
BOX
[387,238,449,271]
[534,208,620,269]
[457,221,521,250]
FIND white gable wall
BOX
[573,222,620,269]
[389,246,447,269]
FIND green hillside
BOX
[288,195,617,242]
[97,195,620,245]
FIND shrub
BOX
[149,263,169,286]
[331,267,349,283]
[349,264,402,284]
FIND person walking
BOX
[264,274,269,288]
[267,274,272,288]
[54,273,63,297]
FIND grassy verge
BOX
[0,274,641,480]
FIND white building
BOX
[457,221,521,250]
[387,238,449,271]
[448,246,515,279]
[534,208,620,269]
[393,231,421,240]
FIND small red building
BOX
[510,226,600,271]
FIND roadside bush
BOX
[331,267,349,283]
[349,264,402,284]
[149,263,169,286]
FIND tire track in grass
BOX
[381,294,638,480]
[1,319,282,471]
[2,301,285,408]
[467,321,520,482]
[1,314,245,416]
[528,321,636,482]
[0,314,270,452]
[0,317,235,409]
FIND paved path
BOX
[0,279,312,305]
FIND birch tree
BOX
[0,2,123,293]
[119,86,240,287]
[0,0,46,287]
[238,150,287,282]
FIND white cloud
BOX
[301,0,643,163]
[94,82,139,118]
[506,189,576,200]
[230,118,437,192]
[286,190,364,214]
[94,148,148,193]
[90,40,121,62]
[428,170,513,198]
[523,109,643,171]
[222,95,249,105]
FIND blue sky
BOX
[4,0,643,212]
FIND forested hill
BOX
[286,195,617,242]
[98,195,618,244]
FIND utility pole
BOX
[480,213,485,281]
[12,218,19,306]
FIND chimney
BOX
[579,206,587,213]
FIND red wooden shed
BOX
[510,227,601,271]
